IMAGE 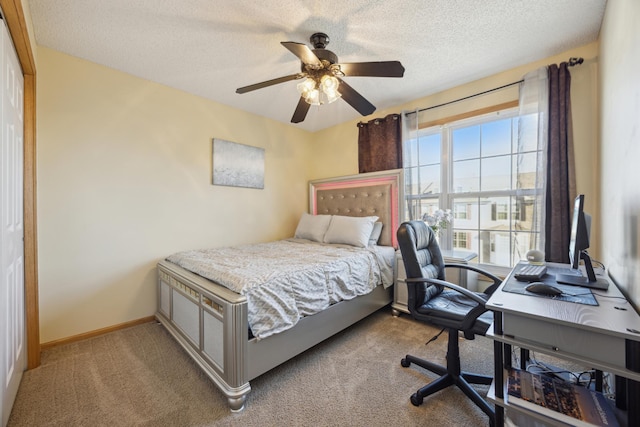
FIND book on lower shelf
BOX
[506,368,619,427]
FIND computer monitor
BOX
[555,194,608,289]
[568,194,589,269]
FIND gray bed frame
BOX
[155,169,403,411]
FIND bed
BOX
[155,169,402,411]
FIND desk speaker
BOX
[526,249,545,264]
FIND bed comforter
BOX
[166,238,394,339]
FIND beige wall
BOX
[36,47,314,342]
[599,0,640,309]
[37,38,602,342]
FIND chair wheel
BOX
[410,393,423,406]
[401,358,410,368]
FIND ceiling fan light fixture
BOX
[323,89,341,104]
[296,77,316,96]
[320,74,341,104]
[320,74,339,92]
[297,73,341,106]
[304,88,321,105]
[297,77,322,105]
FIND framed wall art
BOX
[212,138,265,189]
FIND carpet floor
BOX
[8,308,497,426]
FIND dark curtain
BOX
[357,113,402,173]
[545,63,576,263]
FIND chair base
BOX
[401,329,495,426]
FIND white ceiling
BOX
[26,0,606,132]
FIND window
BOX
[453,231,468,249]
[454,203,468,219]
[403,107,543,268]
[492,203,508,221]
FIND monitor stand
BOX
[555,252,609,290]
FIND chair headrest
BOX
[397,221,445,281]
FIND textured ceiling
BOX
[27,0,606,132]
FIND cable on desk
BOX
[563,291,597,298]
[583,251,606,270]
[592,293,629,301]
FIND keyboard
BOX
[514,264,548,281]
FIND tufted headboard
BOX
[309,169,403,248]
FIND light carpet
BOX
[8,308,496,426]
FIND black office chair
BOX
[397,221,501,423]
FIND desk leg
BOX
[628,379,639,425]
[615,375,626,410]
[493,311,505,427]
[520,349,529,370]
[595,370,603,393]
[626,339,640,425]
[494,340,504,427]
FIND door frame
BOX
[1,0,39,369]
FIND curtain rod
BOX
[404,57,584,116]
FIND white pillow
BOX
[323,215,379,248]
[368,222,383,246]
[294,213,332,242]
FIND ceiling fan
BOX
[236,33,405,123]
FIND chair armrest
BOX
[443,263,502,294]
[405,277,487,305]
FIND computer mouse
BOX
[525,282,563,296]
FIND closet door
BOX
[0,15,25,427]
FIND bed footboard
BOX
[156,260,251,411]
[156,260,393,412]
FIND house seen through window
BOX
[403,107,543,268]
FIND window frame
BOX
[403,105,543,274]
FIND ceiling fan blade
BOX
[236,74,302,94]
[291,97,311,123]
[281,41,322,66]
[337,78,376,116]
[338,61,405,77]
